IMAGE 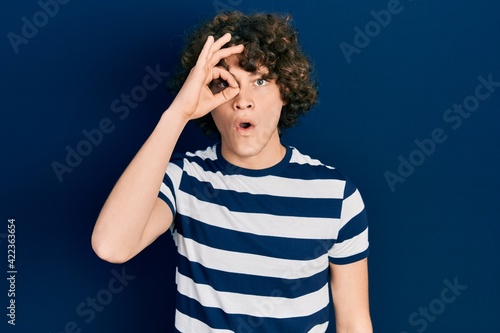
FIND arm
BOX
[330,258,372,333]
[91,33,244,263]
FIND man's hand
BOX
[170,33,244,120]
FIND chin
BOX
[233,142,264,157]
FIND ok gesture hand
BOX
[170,33,244,120]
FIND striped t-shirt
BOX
[158,143,369,332]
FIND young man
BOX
[92,12,372,332]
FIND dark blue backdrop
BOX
[1,0,499,332]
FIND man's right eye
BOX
[216,80,229,88]
[210,79,229,92]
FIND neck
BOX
[220,138,286,170]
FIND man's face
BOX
[210,55,285,169]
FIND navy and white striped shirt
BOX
[159,144,369,332]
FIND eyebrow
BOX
[217,59,269,77]
[253,67,269,76]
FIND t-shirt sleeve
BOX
[328,179,369,265]
[157,155,184,219]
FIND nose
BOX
[233,85,254,110]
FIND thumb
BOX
[214,86,239,106]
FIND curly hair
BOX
[173,11,318,136]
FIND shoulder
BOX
[170,144,219,167]
[287,146,361,199]
[287,146,346,180]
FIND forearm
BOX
[330,260,372,333]
[336,320,373,333]
[334,299,373,333]
[91,108,188,262]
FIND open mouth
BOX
[239,122,252,129]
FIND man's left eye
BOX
[255,79,267,86]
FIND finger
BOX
[208,44,245,68]
[215,67,238,87]
[206,67,238,88]
[197,35,215,65]
[209,32,232,53]
[213,85,240,106]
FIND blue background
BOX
[1,0,499,332]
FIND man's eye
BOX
[217,80,229,88]
[210,79,229,92]
[255,79,268,86]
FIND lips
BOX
[235,118,254,131]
